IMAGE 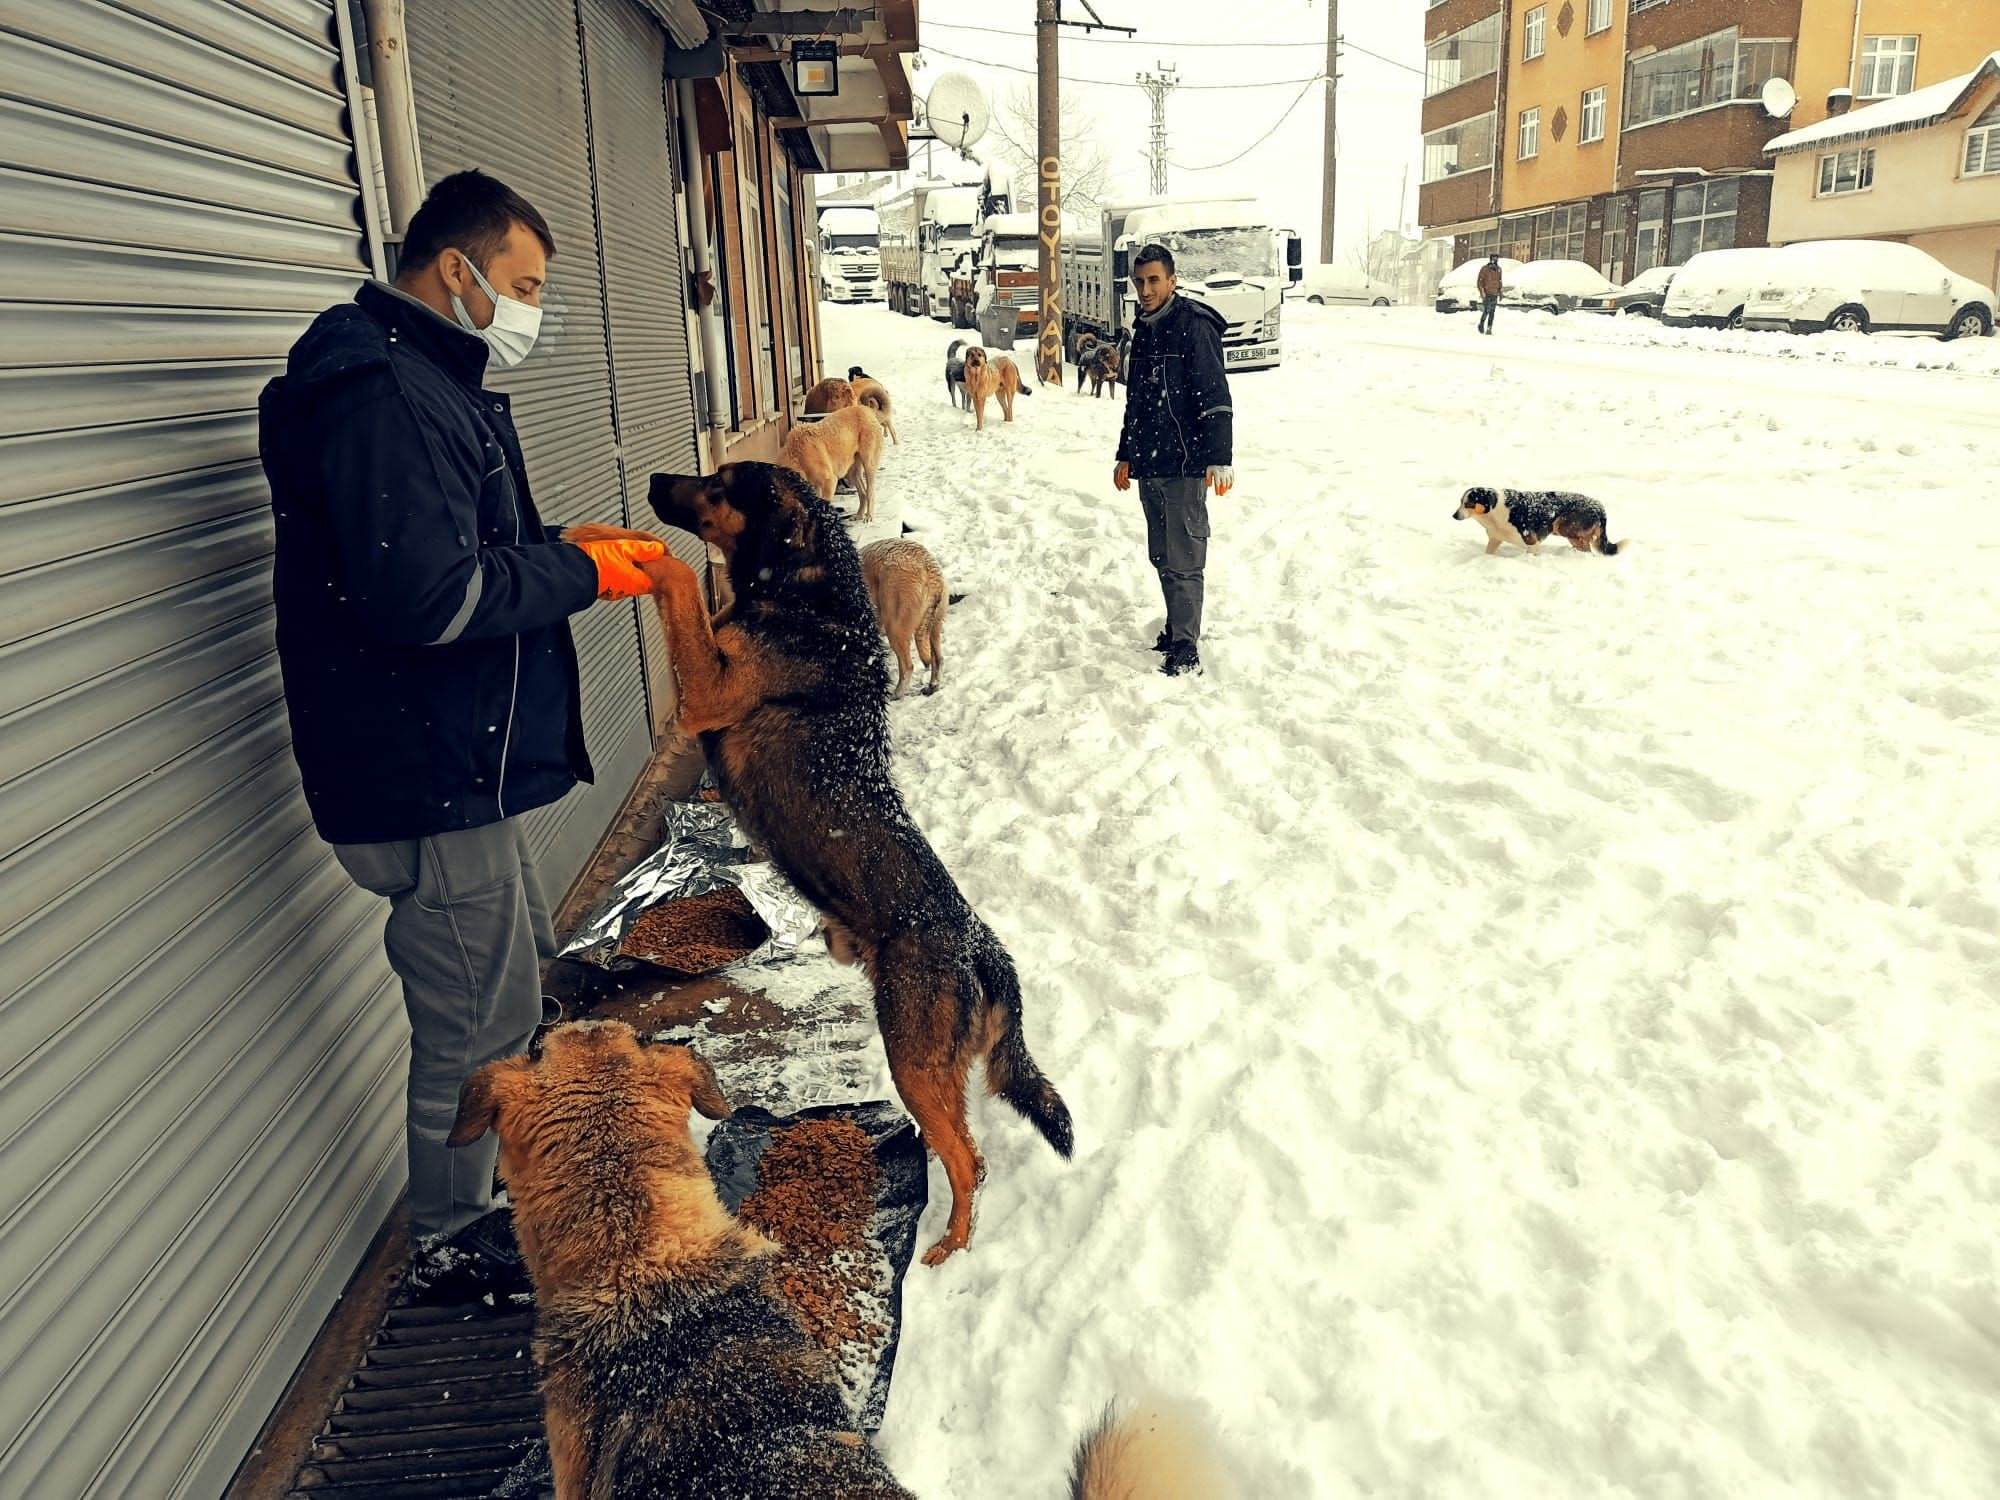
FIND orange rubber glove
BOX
[576,537,666,599]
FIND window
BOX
[1426,15,1502,98]
[1530,201,1586,260]
[1967,101,2000,176]
[1624,31,1794,129]
[1422,111,1496,182]
[1524,7,1546,62]
[1860,36,1918,98]
[1601,195,1629,281]
[1817,147,1876,196]
[1519,108,1541,160]
[1668,178,1740,263]
[1633,187,1667,273]
[1736,40,1795,100]
[1587,0,1611,36]
[771,148,804,400]
[1581,86,1607,143]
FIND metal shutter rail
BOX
[0,4,407,1497]
[404,0,655,887]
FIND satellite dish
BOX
[1761,77,1798,120]
[923,72,990,154]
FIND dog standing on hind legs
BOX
[645,462,1071,1264]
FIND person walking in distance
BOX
[1112,243,1235,678]
[259,171,668,1261]
[1477,255,1503,335]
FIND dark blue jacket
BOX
[1115,294,1235,479]
[259,282,600,846]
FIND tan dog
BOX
[846,365,899,443]
[995,355,1026,422]
[803,375,855,415]
[861,538,947,697]
[451,1020,1236,1500]
[961,345,998,430]
[777,403,884,520]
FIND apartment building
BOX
[1424,2,2000,281]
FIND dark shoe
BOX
[1151,629,1173,653]
[1160,643,1202,677]
[402,1207,530,1305]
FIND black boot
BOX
[1160,642,1202,677]
[1152,629,1173,653]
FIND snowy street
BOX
[801,302,2000,1497]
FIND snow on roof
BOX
[1767,52,2000,156]
[982,212,1040,238]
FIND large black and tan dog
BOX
[643,462,1073,1265]
[451,1021,1232,1499]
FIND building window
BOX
[1668,178,1741,262]
[1530,201,1586,260]
[1633,187,1667,273]
[1859,36,1919,98]
[771,148,804,400]
[1581,86,1607,143]
[1736,40,1795,100]
[1967,101,2000,176]
[1524,7,1547,62]
[1817,147,1876,196]
[1624,31,1795,129]
[1426,14,1502,98]
[735,122,777,421]
[1423,111,1496,182]
[1587,0,1611,36]
[1519,107,1541,159]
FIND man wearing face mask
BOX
[259,170,663,1255]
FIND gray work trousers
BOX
[333,818,553,1239]
[1138,476,1210,644]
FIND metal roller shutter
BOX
[403,0,656,890]
[0,4,406,1498]
[578,0,702,714]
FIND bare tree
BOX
[987,85,1110,214]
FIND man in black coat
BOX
[1113,243,1236,677]
[259,171,665,1245]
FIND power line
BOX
[1166,75,1322,172]
[923,21,1427,78]
[918,42,1325,89]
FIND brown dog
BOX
[645,463,1072,1264]
[845,365,899,443]
[961,346,997,430]
[803,376,855,415]
[994,355,1027,422]
[452,1021,1234,1499]
[860,538,947,697]
[777,404,884,521]
[1081,340,1120,398]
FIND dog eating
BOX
[776,404,885,521]
[803,376,856,415]
[644,463,1072,1264]
[1453,486,1620,556]
[861,538,948,698]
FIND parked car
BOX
[1498,260,1618,315]
[1435,256,1525,313]
[1742,239,1996,340]
[1659,247,1785,329]
[1299,265,1396,306]
[1579,265,1678,317]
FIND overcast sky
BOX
[907,0,1425,262]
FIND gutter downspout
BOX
[676,77,733,467]
[360,0,425,237]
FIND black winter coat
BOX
[259,282,599,846]
[1115,294,1235,478]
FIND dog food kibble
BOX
[738,1119,887,1360]
[618,887,768,974]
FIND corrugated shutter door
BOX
[0,6,406,1499]
[404,0,655,889]
[578,0,701,710]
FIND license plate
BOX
[1224,342,1277,365]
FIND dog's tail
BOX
[972,935,1072,1158]
[858,388,899,443]
[1066,1396,1236,1500]
[947,591,967,605]
[1598,530,1620,556]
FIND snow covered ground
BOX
[745,301,2000,1497]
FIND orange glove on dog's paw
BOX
[577,538,666,599]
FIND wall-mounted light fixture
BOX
[792,39,839,96]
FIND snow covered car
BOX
[1659,247,1785,329]
[1579,265,1678,317]
[1498,260,1618,315]
[1298,265,1396,306]
[1434,256,1525,313]
[1741,240,1996,340]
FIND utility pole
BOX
[1136,62,1178,196]
[1320,0,1339,263]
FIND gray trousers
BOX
[1478,296,1498,333]
[334,818,553,1239]
[1138,476,1210,644]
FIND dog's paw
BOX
[921,1233,968,1267]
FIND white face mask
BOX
[448,249,542,367]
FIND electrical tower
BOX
[1136,63,1178,196]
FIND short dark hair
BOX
[401,170,555,273]
[1132,243,1175,277]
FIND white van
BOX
[1659,247,1785,329]
[1298,265,1396,306]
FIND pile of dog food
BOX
[617,886,768,974]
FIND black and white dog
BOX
[1454,486,1620,556]
[944,339,970,411]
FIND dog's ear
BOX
[448,1056,534,1147]
[650,1043,733,1120]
